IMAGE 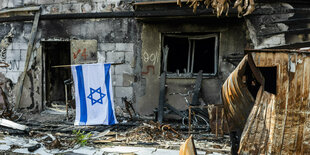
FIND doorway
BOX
[43,41,71,107]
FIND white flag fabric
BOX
[71,63,118,125]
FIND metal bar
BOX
[162,45,169,72]
[191,41,195,73]
[216,106,218,138]
[188,106,192,136]
[158,72,166,123]
[51,62,124,68]
[214,35,218,75]
[187,39,191,73]
[65,83,68,121]
[15,10,40,109]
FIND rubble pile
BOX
[126,121,182,142]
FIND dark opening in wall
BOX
[43,41,71,106]
[162,33,218,77]
[244,63,261,99]
[193,38,215,73]
[164,36,189,73]
[259,67,277,94]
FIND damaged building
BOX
[0,0,310,154]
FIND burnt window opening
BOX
[43,41,71,107]
[259,67,277,95]
[162,34,218,77]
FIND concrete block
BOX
[97,51,106,63]
[99,43,116,51]
[70,3,82,13]
[125,51,134,63]
[123,73,134,87]
[54,0,67,3]
[60,3,73,13]
[115,64,133,75]
[115,43,134,52]
[114,86,133,98]
[37,0,54,4]
[106,51,124,63]
[112,74,123,87]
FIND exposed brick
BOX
[115,64,133,75]
[106,51,124,63]
[37,0,54,4]
[99,43,115,51]
[112,74,123,87]
[125,51,134,63]
[97,51,106,63]
[115,43,134,52]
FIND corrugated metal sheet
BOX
[223,50,310,154]
[221,54,265,132]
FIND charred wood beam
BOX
[256,0,310,4]
[0,7,309,22]
[258,28,310,36]
[272,18,310,24]
[266,41,310,49]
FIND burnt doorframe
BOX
[42,40,71,108]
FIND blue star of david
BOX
[87,87,106,105]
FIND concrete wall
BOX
[136,21,246,115]
[0,0,140,111]
[0,0,246,115]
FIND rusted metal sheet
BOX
[70,40,98,64]
[221,53,264,132]
[239,91,276,154]
[223,50,310,154]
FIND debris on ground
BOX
[0,104,231,154]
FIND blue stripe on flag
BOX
[76,65,87,125]
[104,64,116,125]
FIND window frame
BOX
[162,33,219,78]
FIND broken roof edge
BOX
[0,6,40,15]
[245,48,310,54]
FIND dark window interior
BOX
[259,67,277,94]
[164,36,189,73]
[163,34,217,75]
[193,38,215,73]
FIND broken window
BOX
[162,33,218,77]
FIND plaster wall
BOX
[136,21,246,115]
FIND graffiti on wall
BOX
[142,52,159,75]
[71,40,98,64]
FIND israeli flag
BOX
[71,63,118,125]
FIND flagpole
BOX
[51,62,124,68]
